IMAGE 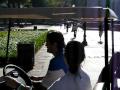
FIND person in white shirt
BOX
[48,40,92,90]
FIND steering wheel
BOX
[3,64,33,89]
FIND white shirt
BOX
[42,69,65,88]
[48,68,92,90]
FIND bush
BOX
[0,30,48,58]
[34,31,47,52]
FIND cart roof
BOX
[0,7,118,21]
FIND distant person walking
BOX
[72,22,78,38]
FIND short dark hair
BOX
[46,31,65,50]
[64,41,85,74]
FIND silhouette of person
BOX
[72,22,77,38]
[98,22,103,44]
[41,30,68,88]
[66,22,69,32]
[48,41,92,90]
[31,30,68,89]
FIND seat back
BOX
[94,83,111,90]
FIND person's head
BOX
[64,41,85,74]
[46,31,65,55]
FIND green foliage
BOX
[46,0,64,7]
[34,31,47,52]
[31,0,65,7]
[0,30,47,58]
[0,0,31,8]
[31,0,47,7]
[0,31,8,57]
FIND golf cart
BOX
[0,7,119,90]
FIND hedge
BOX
[0,30,47,58]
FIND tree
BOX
[63,0,72,7]
[31,0,65,7]
[74,0,87,7]
[64,0,87,7]
[0,0,31,8]
[46,0,64,7]
[31,0,47,7]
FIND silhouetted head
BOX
[64,41,85,74]
[46,31,65,55]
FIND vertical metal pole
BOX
[111,19,114,61]
[82,22,87,46]
[104,0,110,89]
[104,16,110,90]
[104,18,109,67]
[6,19,11,63]
[111,19,115,90]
